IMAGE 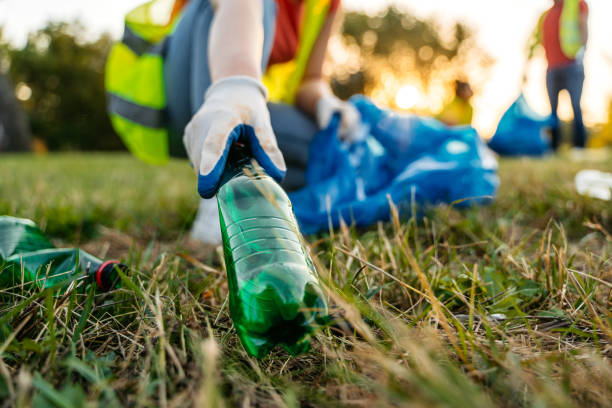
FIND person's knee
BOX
[269,104,316,153]
[268,104,318,143]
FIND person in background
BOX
[436,80,474,127]
[106,0,360,245]
[535,0,589,150]
[0,73,31,152]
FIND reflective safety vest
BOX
[105,0,331,165]
[559,0,583,59]
[436,97,473,127]
[263,0,331,104]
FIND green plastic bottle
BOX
[0,216,54,258]
[217,144,328,358]
[0,216,124,291]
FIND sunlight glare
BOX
[395,85,420,110]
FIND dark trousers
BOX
[546,62,586,149]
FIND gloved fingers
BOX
[316,95,363,142]
[250,113,286,181]
[316,108,332,131]
[183,119,206,171]
[338,103,361,141]
[196,119,243,199]
[198,115,241,176]
[316,94,342,130]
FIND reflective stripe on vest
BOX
[122,25,166,56]
[264,0,331,104]
[560,0,582,59]
[105,0,178,165]
[107,94,165,129]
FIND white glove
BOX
[183,76,286,198]
[316,94,361,141]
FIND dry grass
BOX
[0,151,611,407]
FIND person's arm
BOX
[209,0,264,80]
[295,12,337,116]
[183,0,285,198]
[295,10,360,139]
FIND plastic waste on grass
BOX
[488,94,552,156]
[217,143,328,358]
[0,216,124,291]
[289,97,499,235]
[0,215,53,258]
[575,170,612,201]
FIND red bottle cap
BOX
[95,260,122,291]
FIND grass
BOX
[0,151,611,407]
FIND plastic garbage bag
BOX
[488,94,552,156]
[289,96,499,235]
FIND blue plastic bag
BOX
[289,96,499,235]
[488,94,552,156]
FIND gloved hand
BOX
[316,94,361,142]
[183,76,286,198]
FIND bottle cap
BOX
[95,260,126,291]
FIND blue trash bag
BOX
[289,96,500,235]
[488,94,552,156]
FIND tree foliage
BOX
[332,7,490,104]
[2,22,122,150]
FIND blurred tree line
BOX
[331,7,491,109]
[0,7,488,151]
[0,23,122,151]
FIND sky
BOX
[1,0,611,137]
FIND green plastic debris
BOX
[0,216,54,258]
[0,216,124,291]
[217,144,328,358]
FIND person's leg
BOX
[268,103,318,191]
[546,67,562,150]
[566,63,586,148]
[164,0,277,156]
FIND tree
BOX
[3,22,123,150]
[331,7,492,111]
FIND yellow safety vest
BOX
[436,97,473,127]
[105,0,330,165]
[559,0,583,59]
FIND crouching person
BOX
[105,0,360,244]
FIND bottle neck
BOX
[218,142,260,188]
[92,260,126,291]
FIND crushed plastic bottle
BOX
[0,216,124,291]
[575,170,612,201]
[217,143,328,358]
[0,216,54,258]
